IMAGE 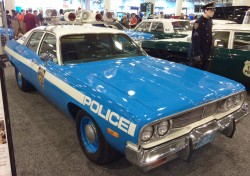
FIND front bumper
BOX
[126,102,249,171]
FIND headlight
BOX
[141,126,154,142]
[233,93,244,106]
[157,121,170,136]
[226,97,234,109]
[219,93,245,112]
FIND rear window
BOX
[172,21,192,32]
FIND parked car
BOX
[0,27,14,55]
[133,19,192,40]
[142,24,250,89]
[5,25,249,171]
[190,19,237,26]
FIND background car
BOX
[133,19,192,40]
[5,25,248,171]
[0,27,14,55]
[141,24,250,89]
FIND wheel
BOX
[76,110,120,165]
[15,68,34,92]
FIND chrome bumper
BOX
[125,102,249,171]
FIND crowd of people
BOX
[5,7,199,36]
[5,8,44,36]
[118,11,198,29]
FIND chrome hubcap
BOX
[18,72,22,80]
[85,124,96,144]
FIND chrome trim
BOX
[126,102,248,171]
[139,91,247,147]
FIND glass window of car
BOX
[60,34,146,64]
[233,32,250,50]
[39,33,57,63]
[172,21,192,32]
[134,22,151,32]
[213,31,230,48]
[26,32,44,52]
[151,22,164,32]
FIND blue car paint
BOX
[41,61,149,153]
[123,30,155,41]
[0,27,15,40]
[6,40,36,83]
[5,39,246,154]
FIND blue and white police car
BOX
[4,24,249,171]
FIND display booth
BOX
[0,1,17,176]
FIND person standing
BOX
[121,15,129,28]
[142,13,147,20]
[129,14,138,29]
[189,2,216,70]
[6,10,12,28]
[37,10,44,26]
[17,9,25,21]
[23,8,37,32]
[33,10,39,26]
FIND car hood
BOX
[71,56,244,117]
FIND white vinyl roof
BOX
[141,19,189,22]
[27,25,125,38]
[213,24,250,31]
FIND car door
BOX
[30,33,58,94]
[19,31,44,83]
[224,31,250,86]
[150,22,165,39]
[209,31,231,77]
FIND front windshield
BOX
[172,21,192,32]
[243,10,250,24]
[61,33,146,64]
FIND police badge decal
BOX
[37,67,46,89]
[243,60,250,77]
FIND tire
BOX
[76,110,120,165]
[15,68,34,92]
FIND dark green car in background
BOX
[142,24,250,89]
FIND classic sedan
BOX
[133,19,191,39]
[142,24,250,89]
[5,25,249,171]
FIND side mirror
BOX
[40,52,49,62]
[214,39,220,47]
[40,52,57,64]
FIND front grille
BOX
[172,102,219,128]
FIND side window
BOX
[113,35,137,53]
[39,33,57,63]
[26,32,44,52]
[151,22,164,32]
[233,32,250,50]
[135,22,151,32]
[213,31,230,49]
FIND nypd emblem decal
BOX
[37,67,46,89]
[243,60,250,77]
